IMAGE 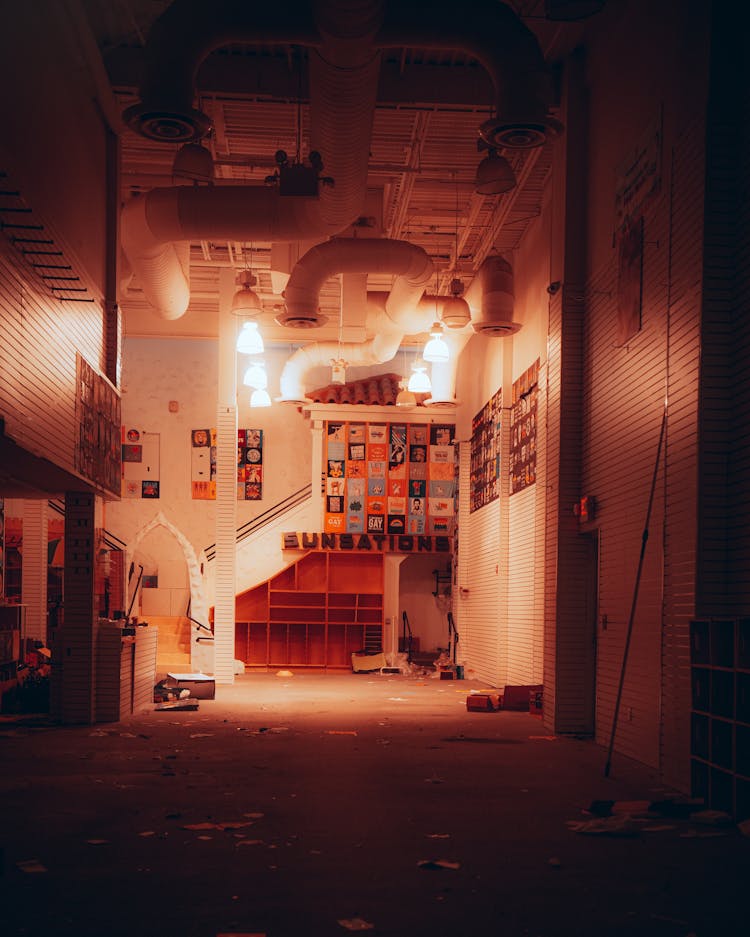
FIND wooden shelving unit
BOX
[690,617,750,820]
[235,552,384,670]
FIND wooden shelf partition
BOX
[235,552,383,670]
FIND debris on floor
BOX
[417,859,461,870]
[155,698,199,711]
[337,918,375,931]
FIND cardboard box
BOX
[166,672,216,699]
[466,693,501,712]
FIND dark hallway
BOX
[1,673,747,937]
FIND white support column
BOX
[310,419,325,526]
[383,553,406,664]
[212,267,238,685]
[21,499,48,642]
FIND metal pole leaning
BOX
[604,402,668,777]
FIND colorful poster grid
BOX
[191,428,264,500]
[509,360,538,495]
[324,421,456,536]
[470,388,502,513]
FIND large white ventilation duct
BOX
[464,255,520,335]
[278,237,433,328]
[376,0,559,150]
[121,0,555,320]
[122,0,384,319]
[277,238,434,400]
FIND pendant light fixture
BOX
[250,387,272,408]
[423,320,449,363]
[242,360,268,390]
[234,246,264,354]
[408,358,431,394]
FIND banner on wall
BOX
[122,428,160,499]
[191,428,264,500]
[470,388,502,513]
[509,360,539,495]
[324,420,456,538]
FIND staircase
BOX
[146,615,192,675]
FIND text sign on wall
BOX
[282,531,452,554]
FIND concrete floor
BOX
[0,672,747,937]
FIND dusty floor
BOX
[0,672,747,937]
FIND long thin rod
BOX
[604,402,667,777]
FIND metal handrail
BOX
[401,610,414,663]
[204,483,312,561]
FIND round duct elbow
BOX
[122,102,212,143]
[471,318,522,337]
[274,308,329,329]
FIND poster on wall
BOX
[470,388,502,513]
[509,360,539,495]
[616,216,643,346]
[76,353,121,496]
[324,420,456,537]
[190,428,263,500]
[122,428,160,499]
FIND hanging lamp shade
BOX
[242,361,268,390]
[250,388,272,408]
[423,322,450,363]
[396,387,417,407]
[408,362,431,394]
[475,150,517,195]
[236,320,264,355]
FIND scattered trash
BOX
[690,809,733,826]
[86,839,110,846]
[387,697,409,702]
[16,859,47,873]
[276,670,294,677]
[567,816,638,836]
[641,824,677,832]
[155,699,199,712]
[417,859,461,871]
[183,820,256,832]
[586,799,651,817]
[235,839,265,847]
[189,733,214,739]
[326,730,358,736]
[338,918,375,931]
[138,831,156,837]
[427,833,451,839]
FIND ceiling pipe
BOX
[464,255,520,336]
[279,237,433,327]
[375,0,560,149]
[424,330,473,408]
[277,239,433,400]
[120,0,552,320]
[121,0,384,319]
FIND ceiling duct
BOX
[120,0,556,320]
[278,237,433,329]
[464,255,520,336]
[376,0,560,150]
[121,0,384,319]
